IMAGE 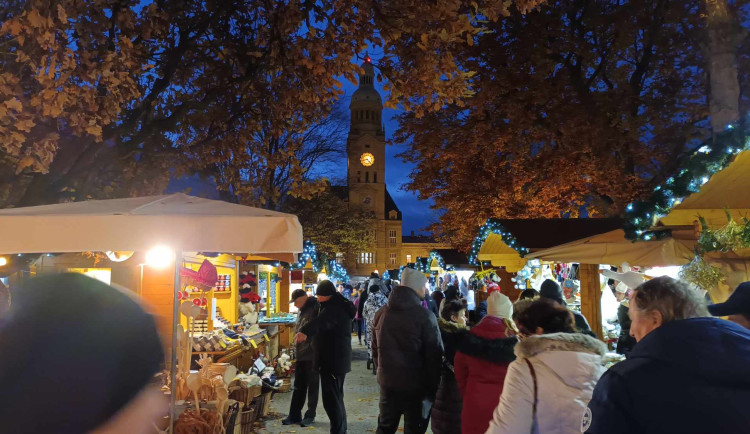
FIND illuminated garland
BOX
[416,251,455,273]
[289,240,322,272]
[468,219,529,265]
[624,126,748,241]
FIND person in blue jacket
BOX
[583,276,750,434]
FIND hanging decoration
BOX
[468,219,529,265]
[416,250,455,273]
[624,126,748,241]
[679,256,726,291]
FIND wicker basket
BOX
[277,378,291,393]
[229,385,262,405]
[240,400,262,434]
[260,391,273,417]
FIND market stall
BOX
[0,193,303,433]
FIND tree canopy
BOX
[0,0,535,209]
[395,0,747,248]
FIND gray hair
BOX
[632,276,709,323]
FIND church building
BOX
[341,57,448,279]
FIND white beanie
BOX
[487,292,513,319]
[401,268,427,296]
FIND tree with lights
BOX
[396,0,748,249]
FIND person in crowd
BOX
[363,279,389,372]
[422,285,439,318]
[584,277,750,434]
[475,282,500,322]
[342,283,353,301]
[487,297,606,434]
[519,287,539,300]
[372,267,443,434]
[283,289,320,427]
[384,279,393,298]
[357,281,370,336]
[539,279,594,336]
[297,280,356,434]
[0,273,166,434]
[454,292,518,434]
[430,298,469,434]
[707,281,750,329]
[431,287,444,313]
[613,282,636,355]
[353,288,364,345]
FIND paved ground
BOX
[258,335,428,433]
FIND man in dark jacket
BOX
[298,280,356,434]
[539,279,595,336]
[584,277,750,434]
[422,286,439,318]
[372,268,443,434]
[283,289,320,427]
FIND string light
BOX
[624,125,747,241]
[290,240,322,272]
[468,219,529,265]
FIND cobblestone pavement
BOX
[259,335,431,433]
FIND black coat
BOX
[431,319,467,434]
[585,318,750,434]
[372,286,443,395]
[299,292,356,375]
[425,296,439,318]
[476,300,487,321]
[357,287,369,320]
[295,296,320,362]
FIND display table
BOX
[192,329,269,371]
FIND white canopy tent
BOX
[0,193,302,254]
[0,193,303,431]
[525,229,694,267]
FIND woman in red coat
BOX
[454,292,518,434]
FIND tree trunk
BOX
[706,0,741,133]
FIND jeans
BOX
[287,360,319,421]
[376,387,431,434]
[320,371,347,434]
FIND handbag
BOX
[524,358,538,434]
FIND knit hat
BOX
[539,279,565,305]
[487,292,513,319]
[0,273,164,433]
[401,268,427,295]
[316,280,336,297]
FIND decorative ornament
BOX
[679,256,725,290]
[180,260,219,291]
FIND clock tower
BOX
[346,57,402,277]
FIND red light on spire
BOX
[364,54,371,63]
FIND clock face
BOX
[360,152,375,167]
[362,196,372,205]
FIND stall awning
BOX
[525,229,694,267]
[659,151,750,227]
[0,193,303,254]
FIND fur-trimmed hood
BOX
[515,332,607,359]
[515,332,606,390]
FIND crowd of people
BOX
[283,272,750,434]
[4,269,748,434]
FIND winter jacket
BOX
[487,332,606,434]
[372,286,443,395]
[431,319,468,434]
[353,297,360,320]
[362,290,388,330]
[369,277,389,296]
[357,287,369,320]
[424,296,439,318]
[615,303,635,355]
[572,310,595,336]
[295,296,320,362]
[476,300,487,321]
[584,317,750,434]
[454,316,517,434]
[299,292,356,375]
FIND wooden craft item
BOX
[187,372,202,414]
